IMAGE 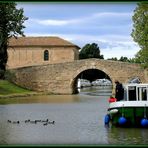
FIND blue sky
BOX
[17,2,140,59]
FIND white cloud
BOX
[36,19,80,26]
[92,12,132,18]
[26,11,133,27]
[38,19,69,26]
[101,44,140,59]
[28,18,83,26]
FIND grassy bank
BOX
[0,80,40,98]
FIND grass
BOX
[0,80,33,96]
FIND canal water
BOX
[0,86,148,145]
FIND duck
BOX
[25,119,30,123]
[12,121,20,124]
[43,122,48,126]
[49,121,55,124]
[29,120,37,124]
[7,120,11,123]
[42,119,49,122]
[35,120,41,122]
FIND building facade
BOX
[7,36,80,69]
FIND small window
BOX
[128,86,136,101]
[44,50,49,61]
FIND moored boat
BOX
[104,83,148,127]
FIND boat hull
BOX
[108,101,148,127]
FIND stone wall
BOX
[8,59,146,95]
[7,46,79,69]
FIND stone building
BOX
[7,36,80,69]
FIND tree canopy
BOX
[0,2,28,79]
[131,2,148,68]
[79,43,104,59]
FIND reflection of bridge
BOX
[9,59,147,94]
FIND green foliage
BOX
[131,2,148,68]
[119,56,131,62]
[107,57,118,61]
[108,57,131,63]
[134,48,148,68]
[0,2,28,79]
[0,80,31,95]
[107,56,139,64]
[0,3,28,38]
[79,43,104,59]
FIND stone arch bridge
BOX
[8,59,147,95]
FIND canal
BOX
[0,86,148,145]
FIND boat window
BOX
[128,86,136,101]
[137,87,147,101]
[141,87,147,101]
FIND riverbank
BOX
[0,80,47,99]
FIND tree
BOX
[107,57,118,61]
[0,2,28,79]
[119,56,130,62]
[134,49,148,68]
[131,2,148,68]
[79,43,104,59]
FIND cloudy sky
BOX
[17,2,140,59]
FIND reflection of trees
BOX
[107,127,148,145]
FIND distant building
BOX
[7,36,80,69]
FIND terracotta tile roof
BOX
[8,36,80,49]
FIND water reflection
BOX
[0,86,112,105]
[0,95,80,105]
[107,127,148,145]
[79,85,112,96]
[0,86,148,145]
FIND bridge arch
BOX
[70,67,113,94]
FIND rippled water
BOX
[0,86,148,145]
